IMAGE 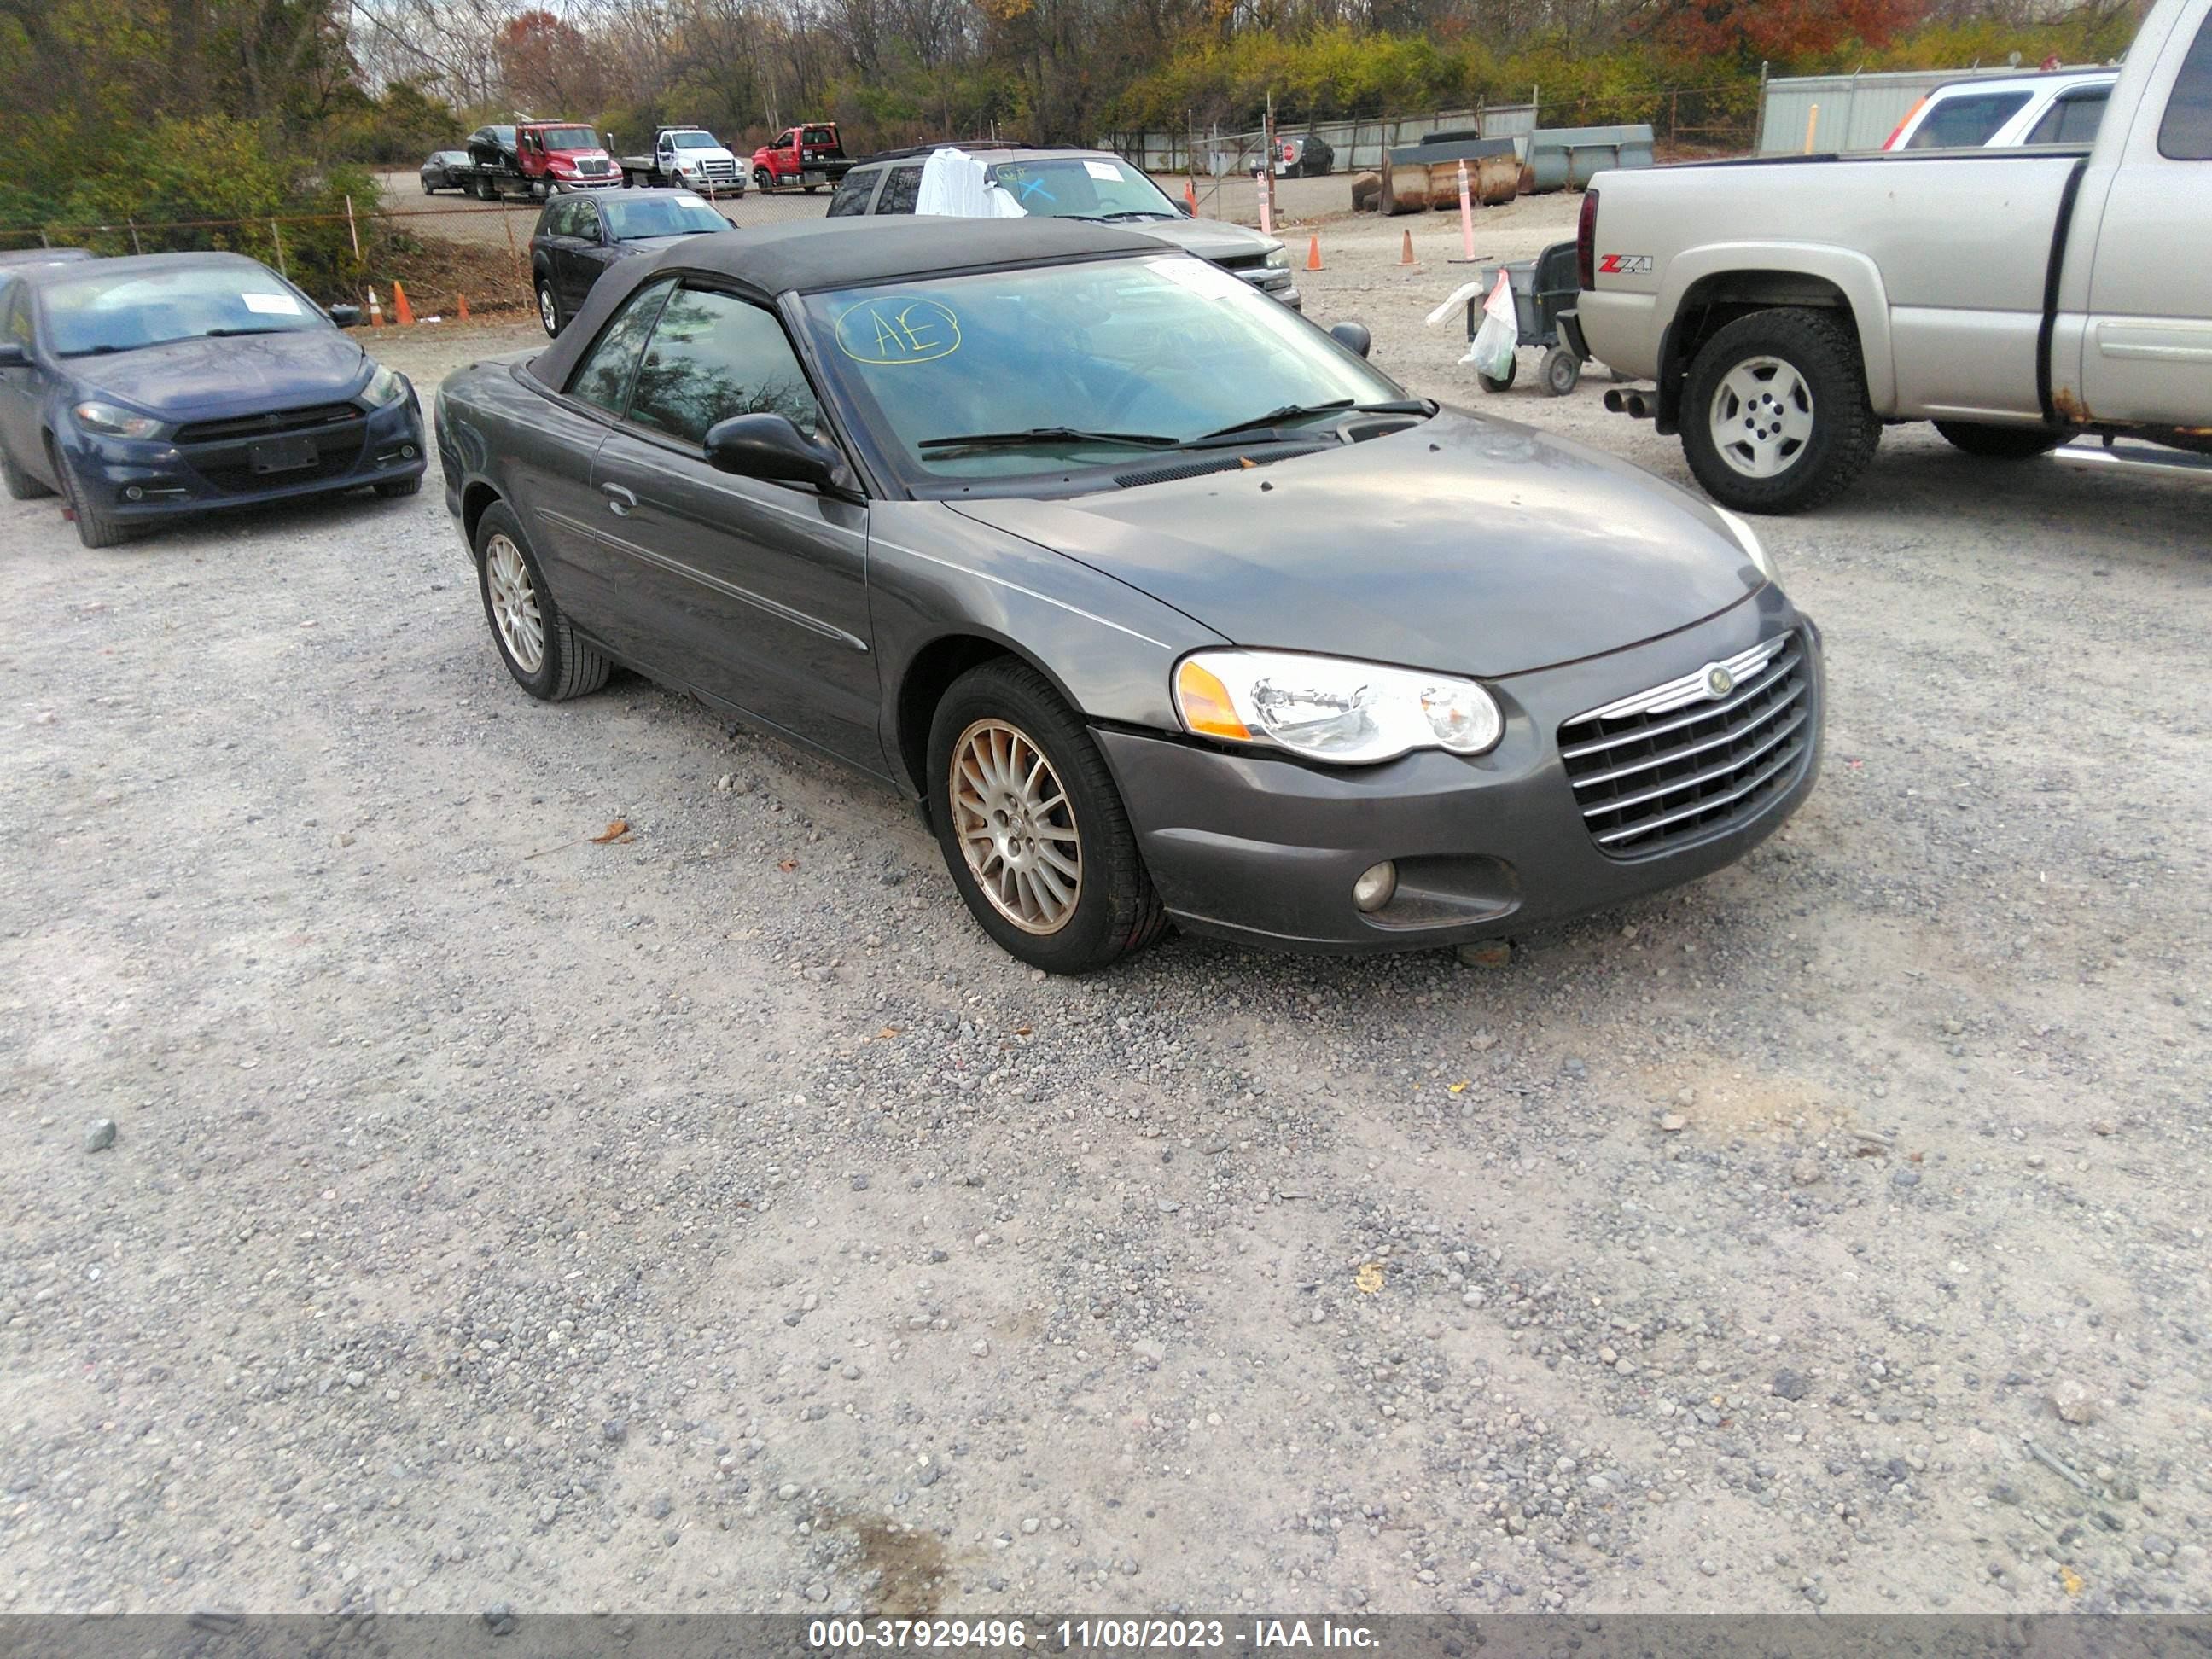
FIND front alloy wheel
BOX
[927,661,1166,974]
[950,719,1083,935]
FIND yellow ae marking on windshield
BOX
[836,297,961,365]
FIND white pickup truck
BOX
[1575,0,2212,513]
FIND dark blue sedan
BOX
[0,251,426,547]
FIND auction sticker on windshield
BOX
[242,292,303,315]
[835,296,961,364]
[1142,257,1248,300]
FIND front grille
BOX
[577,159,611,177]
[175,402,360,445]
[1559,631,1812,858]
[697,159,738,181]
[1214,252,1266,271]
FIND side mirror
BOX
[328,304,363,329]
[704,412,839,489]
[0,340,27,368]
[1177,199,1195,218]
[1330,321,1372,359]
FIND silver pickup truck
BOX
[1576,0,2212,513]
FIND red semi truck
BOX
[749,123,853,192]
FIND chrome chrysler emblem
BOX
[1704,664,1736,698]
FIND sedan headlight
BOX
[1713,506,1778,584]
[1262,242,1292,271]
[364,364,410,407]
[1175,649,1503,765]
[72,400,162,440]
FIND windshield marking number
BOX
[837,297,962,365]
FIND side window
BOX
[544,198,578,236]
[3,283,32,346]
[875,165,923,215]
[2162,13,2212,160]
[827,171,876,217]
[1905,90,2033,148]
[2026,88,2110,145]
[626,287,820,446]
[568,277,675,413]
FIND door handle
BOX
[602,482,637,515]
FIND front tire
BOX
[927,661,1166,975]
[1933,420,2070,460]
[1680,307,1878,515]
[53,442,128,548]
[754,166,773,190]
[2,439,54,500]
[474,503,609,701]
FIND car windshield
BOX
[42,265,324,356]
[671,131,717,149]
[804,255,1410,481]
[987,156,1179,220]
[603,196,729,239]
[538,126,598,151]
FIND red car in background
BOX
[462,122,620,201]
[751,123,852,192]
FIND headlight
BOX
[1713,506,1777,584]
[1262,243,1292,271]
[364,364,410,407]
[1174,649,1503,765]
[72,401,161,439]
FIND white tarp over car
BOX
[915,148,1027,218]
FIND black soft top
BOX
[528,217,1169,387]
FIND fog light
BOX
[1353,860,1397,914]
[125,486,143,501]
[403,445,417,458]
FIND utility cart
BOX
[1466,238,1590,396]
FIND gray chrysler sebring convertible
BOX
[436,218,1821,973]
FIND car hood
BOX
[73,331,369,422]
[1123,216,1281,262]
[614,234,713,254]
[947,410,1762,678]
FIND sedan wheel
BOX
[473,504,609,701]
[927,660,1166,974]
[951,719,1084,935]
[537,281,561,337]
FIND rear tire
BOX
[2,439,53,500]
[1933,420,2070,460]
[474,503,608,701]
[927,660,1167,975]
[1680,306,1879,515]
[52,443,129,549]
[537,278,562,337]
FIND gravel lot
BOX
[3,196,2208,1621]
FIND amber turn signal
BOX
[1174,659,1250,742]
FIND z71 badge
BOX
[1598,253,1654,276]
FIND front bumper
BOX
[67,393,426,521]
[1097,594,1819,953]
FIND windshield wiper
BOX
[1188,399,1435,445]
[203,326,295,338]
[918,426,1180,453]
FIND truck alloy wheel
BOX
[1679,308,1879,515]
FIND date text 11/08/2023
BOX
[806,1621,1381,1650]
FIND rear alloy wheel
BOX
[1933,420,2071,460]
[928,661,1166,974]
[1681,307,1879,515]
[474,504,609,701]
[2,439,54,501]
[537,279,562,337]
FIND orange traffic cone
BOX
[367,288,384,327]
[1306,234,1323,271]
[1398,229,1417,266]
[391,282,416,327]
[1184,178,1198,213]
[456,293,471,323]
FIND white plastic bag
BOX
[915,148,1027,218]
[1464,270,1518,379]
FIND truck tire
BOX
[1933,421,2071,460]
[754,166,773,190]
[1681,308,1879,515]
